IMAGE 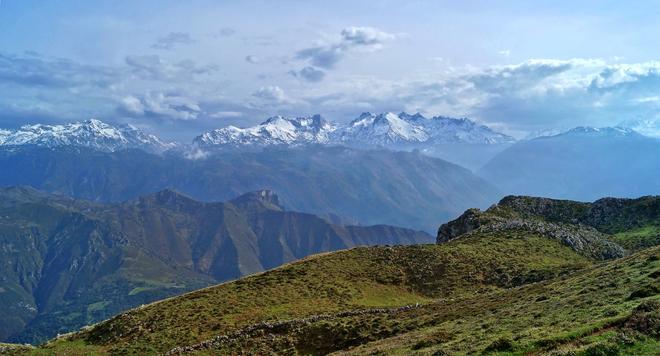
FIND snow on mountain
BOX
[337,112,429,145]
[617,119,660,138]
[0,129,11,145]
[0,119,174,152]
[195,112,515,149]
[523,128,565,140]
[411,114,515,144]
[194,114,336,147]
[551,126,642,139]
[338,112,515,146]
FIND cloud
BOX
[245,55,260,64]
[296,26,397,69]
[151,32,195,50]
[120,96,145,115]
[220,27,235,36]
[125,55,218,80]
[297,59,660,136]
[119,92,201,121]
[252,85,287,102]
[210,28,236,39]
[340,26,396,47]
[465,59,575,94]
[0,52,117,88]
[4,47,660,140]
[290,66,325,82]
[209,111,243,119]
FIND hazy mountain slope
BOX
[0,146,500,232]
[479,127,660,200]
[0,187,431,344]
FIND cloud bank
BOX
[3,48,660,139]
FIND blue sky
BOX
[1,0,660,140]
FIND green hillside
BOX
[4,195,659,355]
[31,234,599,354]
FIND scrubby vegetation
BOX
[19,233,607,354]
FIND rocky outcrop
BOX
[436,195,641,260]
[461,218,624,260]
[437,208,490,243]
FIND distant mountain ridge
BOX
[0,186,432,344]
[0,145,500,232]
[3,118,659,154]
[0,119,174,153]
[194,112,516,148]
[480,125,660,200]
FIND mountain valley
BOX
[0,187,431,344]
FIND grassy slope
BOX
[611,225,660,253]
[335,246,658,355]
[32,232,592,354]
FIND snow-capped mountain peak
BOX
[194,111,516,149]
[0,119,174,152]
[340,112,429,144]
[194,114,336,147]
[617,119,660,138]
[339,112,515,146]
[558,126,641,138]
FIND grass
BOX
[611,225,660,252]
[31,232,593,354]
[333,247,659,355]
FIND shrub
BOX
[627,284,659,300]
[484,337,514,352]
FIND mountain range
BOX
[0,186,431,344]
[194,112,516,149]
[0,114,513,154]
[9,194,656,354]
[0,119,174,153]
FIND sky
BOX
[1,0,660,140]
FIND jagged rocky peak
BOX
[340,111,430,145]
[230,189,283,210]
[194,111,516,148]
[134,189,201,211]
[0,119,174,153]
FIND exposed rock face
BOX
[465,218,623,260]
[230,189,282,211]
[436,208,489,243]
[435,195,657,260]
